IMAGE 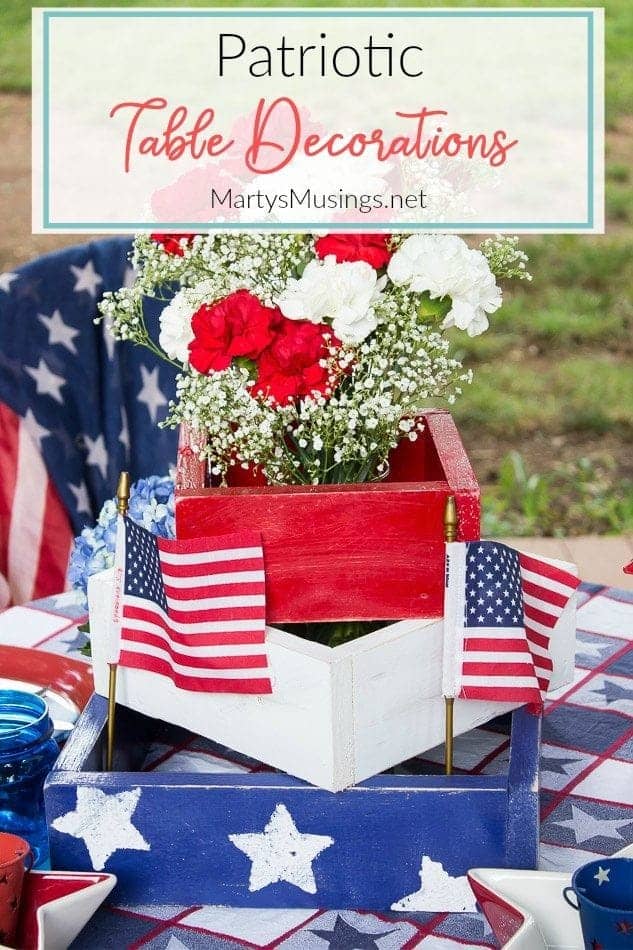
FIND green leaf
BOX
[416,293,451,320]
[233,357,257,377]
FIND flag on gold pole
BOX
[443,495,458,776]
[105,471,130,771]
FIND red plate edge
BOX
[18,871,113,949]
[0,645,93,711]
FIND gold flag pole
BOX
[106,471,130,771]
[443,495,458,776]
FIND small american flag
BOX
[113,517,272,694]
[443,541,580,705]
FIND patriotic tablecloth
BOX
[1,580,631,949]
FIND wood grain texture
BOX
[45,695,539,910]
[175,410,481,622]
[87,564,575,791]
[506,706,541,869]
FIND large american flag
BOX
[443,541,580,705]
[114,517,272,693]
[0,240,178,606]
[0,404,72,607]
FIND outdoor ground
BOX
[1,0,632,581]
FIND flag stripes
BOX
[116,517,272,694]
[518,551,579,697]
[120,631,268,669]
[444,541,580,706]
[454,686,543,704]
[0,404,72,607]
[118,652,271,693]
[159,545,263,564]
[122,603,266,641]
[163,569,265,589]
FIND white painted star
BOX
[70,260,103,298]
[38,308,79,354]
[137,365,167,423]
[51,786,150,870]
[69,481,91,516]
[392,855,477,912]
[84,434,108,479]
[228,803,334,894]
[0,272,18,293]
[594,865,610,885]
[25,358,66,404]
[23,409,50,449]
[554,804,631,844]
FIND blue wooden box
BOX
[44,695,540,910]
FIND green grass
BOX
[482,452,633,537]
[446,227,633,535]
[453,238,633,362]
[606,183,633,224]
[2,0,632,126]
[450,235,633,440]
[454,356,633,437]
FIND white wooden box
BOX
[88,560,576,792]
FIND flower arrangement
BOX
[99,233,530,486]
[68,476,175,607]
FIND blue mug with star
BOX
[563,857,633,949]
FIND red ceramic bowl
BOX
[0,646,93,723]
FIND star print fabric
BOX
[0,238,178,534]
[29,581,633,946]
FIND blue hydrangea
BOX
[68,475,175,605]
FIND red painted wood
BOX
[175,410,480,622]
[422,410,480,541]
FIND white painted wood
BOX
[90,570,338,787]
[88,556,577,792]
[351,618,517,783]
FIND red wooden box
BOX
[175,409,480,623]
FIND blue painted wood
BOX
[44,696,539,909]
[506,706,541,869]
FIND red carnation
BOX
[314,233,393,269]
[253,320,338,405]
[150,233,198,256]
[189,290,277,374]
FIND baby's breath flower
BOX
[479,235,533,282]
[101,230,528,484]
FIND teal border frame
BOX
[40,8,598,231]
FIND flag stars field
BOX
[444,540,580,705]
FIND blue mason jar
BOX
[0,690,59,866]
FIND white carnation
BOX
[158,279,216,362]
[387,234,501,336]
[276,256,386,345]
